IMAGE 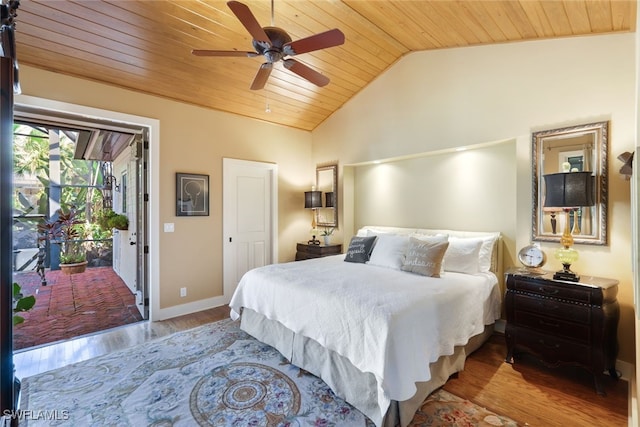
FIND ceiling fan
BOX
[192,1,345,90]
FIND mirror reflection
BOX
[316,164,337,228]
[532,121,608,245]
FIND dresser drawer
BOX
[512,293,591,323]
[508,326,592,366]
[295,243,342,261]
[510,277,592,304]
[513,311,590,342]
[505,271,619,394]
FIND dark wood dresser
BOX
[504,269,619,394]
[295,242,342,261]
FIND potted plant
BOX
[321,227,334,245]
[38,205,88,274]
[108,213,129,231]
[97,208,129,231]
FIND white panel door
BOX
[223,158,278,301]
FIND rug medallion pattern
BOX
[21,319,372,426]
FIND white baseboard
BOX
[618,360,634,382]
[154,295,229,321]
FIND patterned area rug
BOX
[13,267,142,350]
[20,319,518,426]
[413,389,518,426]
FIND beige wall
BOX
[17,66,314,318]
[314,33,637,364]
[634,3,640,417]
[351,141,516,247]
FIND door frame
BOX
[222,158,278,302]
[14,95,160,321]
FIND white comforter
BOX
[229,254,500,421]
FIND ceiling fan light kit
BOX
[192,1,345,90]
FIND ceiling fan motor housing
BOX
[253,27,292,62]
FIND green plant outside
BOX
[13,123,111,265]
[96,209,128,231]
[108,214,129,230]
[13,124,104,220]
[13,282,36,326]
[96,208,118,230]
[59,247,87,264]
[38,206,88,264]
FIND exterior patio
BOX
[12,266,143,351]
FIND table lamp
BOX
[543,171,595,281]
[304,187,322,245]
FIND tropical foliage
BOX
[13,123,105,220]
[13,123,115,268]
[13,282,36,326]
[96,208,129,231]
[38,206,87,264]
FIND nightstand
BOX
[504,269,619,395]
[295,242,342,261]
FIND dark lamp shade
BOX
[325,192,335,208]
[304,190,322,209]
[543,172,595,208]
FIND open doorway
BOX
[11,111,150,350]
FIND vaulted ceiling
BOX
[15,1,636,131]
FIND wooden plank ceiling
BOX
[15,1,636,131]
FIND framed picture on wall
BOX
[176,173,209,216]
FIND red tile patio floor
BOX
[12,266,143,350]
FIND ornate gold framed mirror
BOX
[532,121,608,245]
[316,164,337,228]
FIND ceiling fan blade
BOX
[283,29,345,56]
[250,63,273,90]
[227,1,271,47]
[283,59,329,87]
[192,49,258,57]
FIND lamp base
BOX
[308,236,320,245]
[553,263,580,282]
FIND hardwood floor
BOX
[14,306,628,426]
[13,305,231,379]
[444,334,628,427]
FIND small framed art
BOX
[176,173,209,216]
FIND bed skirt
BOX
[240,308,494,427]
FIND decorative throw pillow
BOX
[367,232,410,270]
[401,236,449,277]
[444,237,483,274]
[344,236,378,263]
[410,233,448,274]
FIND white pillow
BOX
[444,237,483,274]
[446,235,497,272]
[478,235,498,272]
[367,232,410,270]
[410,232,448,242]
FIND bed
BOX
[229,226,502,427]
